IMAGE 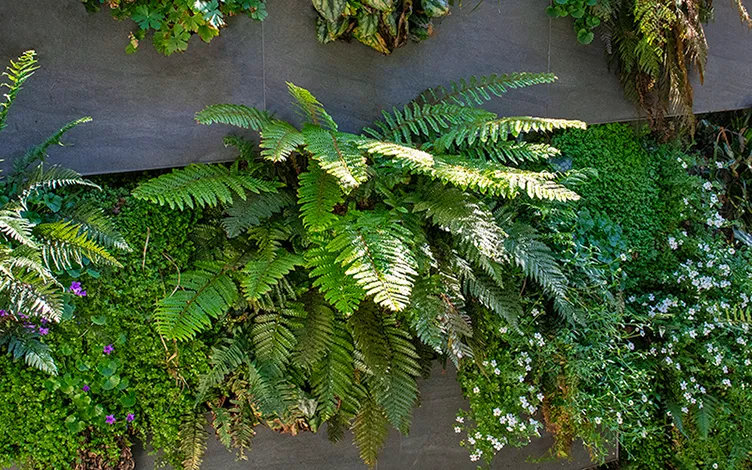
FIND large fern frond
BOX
[358,140,435,173]
[62,200,131,251]
[240,248,304,304]
[0,267,63,319]
[132,163,279,210]
[251,303,305,372]
[292,298,335,369]
[2,332,57,375]
[353,397,389,468]
[460,140,561,165]
[301,126,369,192]
[0,209,36,247]
[328,211,417,311]
[197,331,251,400]
[17,165,99,202]
[222,191,294,238]
[195,104,273,130]
[310,320,355,420]
[307,238,366,315]
[154,261,239,341]
[11,118,93,176]
[0,50,38,131]
[434,116,586,149]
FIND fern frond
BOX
[292,298,335,369]
[435,116,586,149]
[132,163,279,210]
[428,155,580,201]
[454,254,523,329]
[0,209,36,247]
[195,104,273,130]
[0,50,38,131]
[287,83,338,130]
[307,238,366,315]
[198,332,251,400]
[179,411,208,470]
[222,191,294,238]
[328,211,417,311]
[418,72,558,107]
[358,140,435,172]
[297,162,342,232]
[17,164,99,202]
[302,126,369,192]
[240,248,304,304]
[155,261,239,341]
[461,141,561,165]
[0,267,63,319]
[35,221,121,269]
[63,200,131,251]
[11,118,93,176]
[2,333,57,375]
[364,103,494,144]
[260,120,305,162]
[353,397,389,468]
[413,183,505,261]
[310,320,355,420]
[251,303,305,372]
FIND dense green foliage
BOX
[81,0,267,54]
[132,73,586,467]
[457,121,752,469]
[313,0,451,53]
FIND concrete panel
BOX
[0,0,265,175]
[133,365,613,469]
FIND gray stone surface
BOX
[133,365,613,469]
[1,0,751,175]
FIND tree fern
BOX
[328,211,417,311]
[133,163,279,210]
[195,104,273,130]
[155,261,239,341]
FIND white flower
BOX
[594,417,602,425]
[620,253,628,261]
[454,426,462,433]
[703,181,713,191]
[493,408,502,417]
[499,327,508,334]
[473,386,480,394]
[716,162,724,169]
[468,437,476,445]
[537,393,545,401]
[494,368,501,375]
[456,416,464,424]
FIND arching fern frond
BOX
[358,140,435,172]
[0,268,63,319]
[17,165,99,202]
[197,332,251,401]
[195,104,273,130]
[307,238,366,315]
[328,211,417,311]
[417,72,558,107]
[132,163,279,210]
[1,332,57,375]
[11,118,93,176]
[179,411,208,470]
[0,50,38,131]
[63,200,131,251]
[251,303,305,373]
[240,248,304,304]
[435,116,586,149]
[301,126,369,192]
[353,397,389,469]
[154,261,239,341]
[0,209,36,247]
[292,298,335,369]
[222,191,294,238]
[310,320,355,420]
[287,82,338,130]
[461,140,561,165]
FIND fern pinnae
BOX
[0,50,38,131]
[417,72,558,107]
[287,82,338,131]
[195,104,273,130]
[259,120,305,162]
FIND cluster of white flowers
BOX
[707,212,725,228]
[528,332,545,348]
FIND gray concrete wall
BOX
[0,0,751,175]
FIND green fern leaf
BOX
[328,211,417,311]
[287,83,338,130]
[17,164,99,201]
[179,411,208,470]
[302,126,369,192]
[310,320,355,420]
[297,163,342,232]
[435,116,586,149]
[63,200,131,251]
[358,140,435,172]
[240,248,304,303]
[353,397,389,468]
[222,191,294,238]
[0,50,38,131]
[195,104,273,130]
[418,72,558,107]
[132,163,279,210]
[251,304,305,373]
[292,299,335,369]
[460,141,561,165]
[260,120,305,162]
[307,238,366,315]
[35,221,121,269]
[155,261,239,341]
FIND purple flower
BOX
[82,385,90,392]
[40,318,48,325]
[103,344,114,355]
[69,282,87,297]
[23,322,35,329]
[0,310,6,317]
[18,313,28,319]
[105,415,116,425]
[126,413,135,422]
[38,327,49,336]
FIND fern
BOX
[353,397,389,468]
[63,200,131,251]
[0,209,36,247]
[310,320,355,420]
[133,163,279,210]
[287,82,338,130]
[259,120,305,162]
[222,191,294,238]
[292,298,335,369]
[435,116,586,148]
[297,162,342,232]
[35,221,122,269]
[179,411,208,470]
[251,304,305,372]
[0,50,38,131]
[302,126,369,192]
[198,332,251,400]
[17,165,99,201]
[11,118,93,176]
[461,140,561,165]
[155,261,239,341]
[1,332,57,375]
[307,239,367,315]
[418,72,558,107]
[328,211,417,311]
[195,104,273,130]
[364,103,494,143]
[358,140,435,172]
[240,248,304,303]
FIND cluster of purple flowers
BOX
[1,309,51,335]
[69,281,87,297]
[103,344,114,355]
[105,413,135,425]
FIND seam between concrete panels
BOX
[546,12,552,116]
[261,19,267,111]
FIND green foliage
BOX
[314,0,452,54]
[133,74,583,467]
[81,0,268,55]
